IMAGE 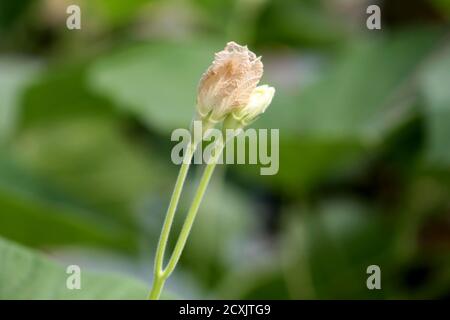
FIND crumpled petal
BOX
[197,41,263,121]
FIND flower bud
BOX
[232,85,275,125]
[196,41,263,123]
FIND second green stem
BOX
[149,141,223,299]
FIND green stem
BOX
[164,156,219,277]
[148,271,166,300]
[148,141,224,300]
[148,142,196,300]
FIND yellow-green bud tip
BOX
[234,85,275,125]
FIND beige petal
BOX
[197,42,263,121]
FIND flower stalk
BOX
[148,141,197,299]
[148,139,224,300]
[148,41,274,299]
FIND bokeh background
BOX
[0,0,449,299]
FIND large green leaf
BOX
[19,62,115,127]
[0,236,147,299]
[13,117,168,223]
[1,62,140,250]
[88,40,221,135]
[241,29,442,194]
[0,155,138,252]
[0,62,172,252]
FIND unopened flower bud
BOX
[196,41,263,123]
[233,85,275,125]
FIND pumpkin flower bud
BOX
[196,41,263,123]
[233,85,275,125]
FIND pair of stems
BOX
[148,138,224,300]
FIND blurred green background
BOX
[0,0,449,299]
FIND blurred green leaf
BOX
[89,0,153,26]
[261,29,440,142]
[419,44,450,167]
[0,236,147,299]
[88,40,221,135]
[0,61,174,252]
[193,0,238,31]
[19,62,115,127]
[0,155,138,252]
[17,61,173,226]
[281,199,395,299]
[231,137,366,195]
[0,0,32,30]
[13,117,167,223]
[431,0,450,18]
[182,175,259,287]
[247,28,442,194]
[0,57,40,143]
[281,195,450,299]
[255,0,348,47]
[217,264,290,299]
